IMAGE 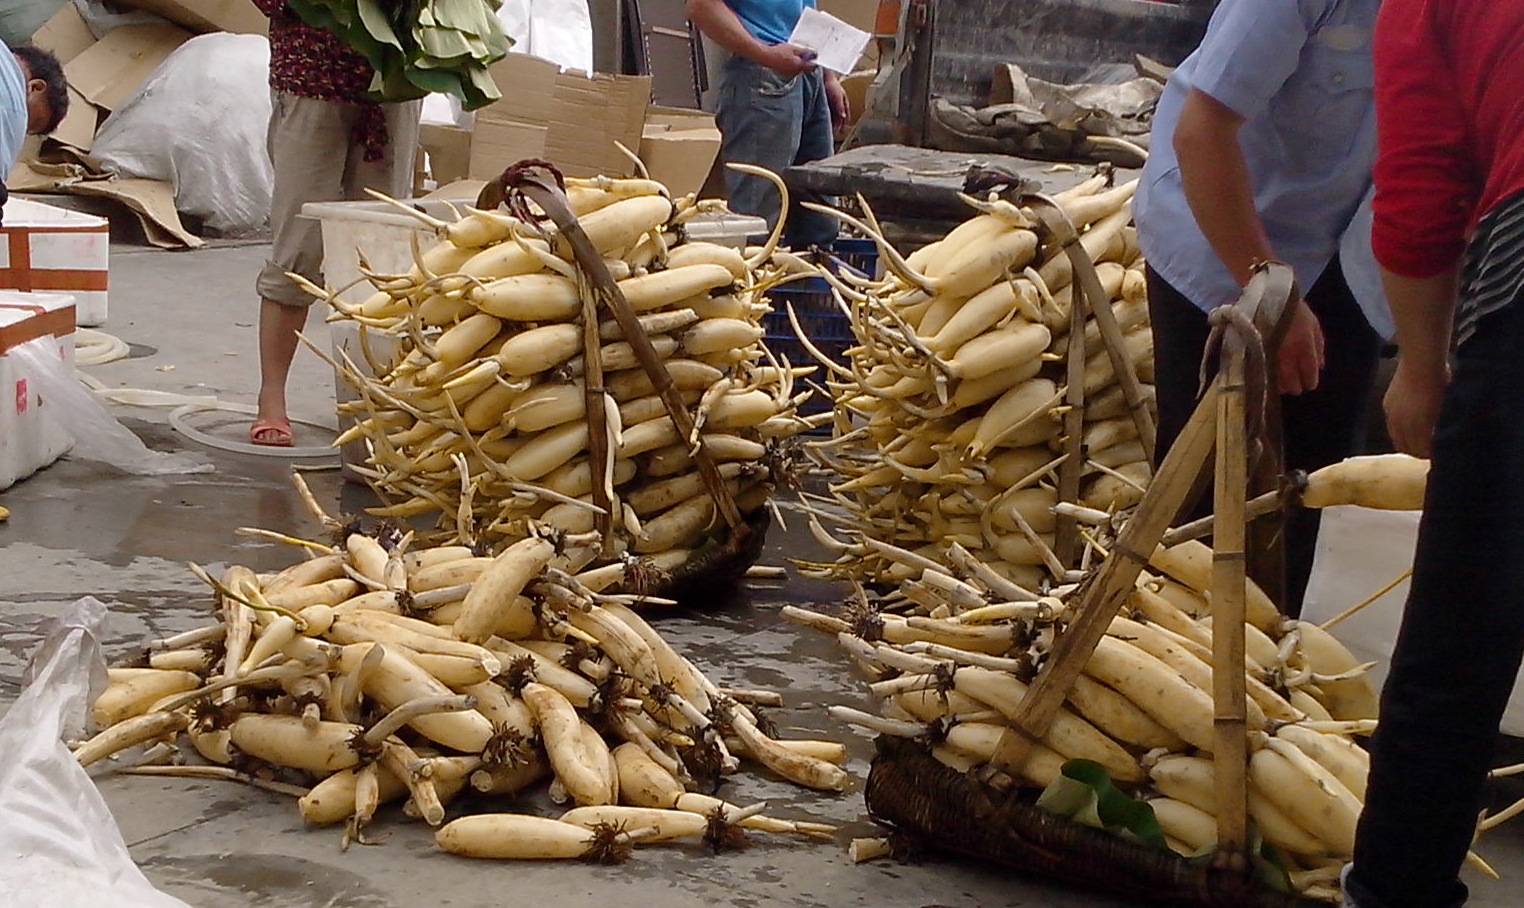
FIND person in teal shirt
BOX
[687,0,847,248]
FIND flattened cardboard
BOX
[64,24,193,112]
[467,118,548,181]
[7,164,204,250]
[49,85,99,153]
[68,178,203,248]
[31,4,96,64]
[113,0,269,35]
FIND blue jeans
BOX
[715,56,838,249]
[1345,301,1524,908]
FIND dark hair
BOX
[12,45,67,135]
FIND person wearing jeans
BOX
[1132,0,1388,616]
[687,0,847,249]
[1345,3,1524,906]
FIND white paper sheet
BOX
[788,7,871,75]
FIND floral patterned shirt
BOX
[254,0,388,160]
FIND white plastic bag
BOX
[10,336,212,476]
[1302,505,1524,735]
[497,0,592,72]
[91,33,274,237]
[0,597,193,908]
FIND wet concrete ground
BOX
[3,235,1524,906]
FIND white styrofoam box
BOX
[0,292,78,490]
[0,290,77,368]
[1302,505,1524,737]
[0,198,109,327]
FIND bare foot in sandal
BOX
[249,416,293,447]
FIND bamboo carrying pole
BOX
[1027,194,1159,570]
[1211,311,1252,855]
[989,263,1299,864]
[504,167,749,544]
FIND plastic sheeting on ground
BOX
[0,597,194,908]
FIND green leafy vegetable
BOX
[286,0,513,110]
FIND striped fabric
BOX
[1456,190,1524,350]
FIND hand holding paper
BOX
[787,7,871,75]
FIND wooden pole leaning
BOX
[1026,196,1159,464]
[986,263,1298,868]
[508,167,750,546]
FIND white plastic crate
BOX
[0,198,109,327]
[302,199,462,477]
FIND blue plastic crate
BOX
[762,277,853,425]
[830,237,880,280]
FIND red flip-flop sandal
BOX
[249,417,294,448]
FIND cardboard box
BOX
[0,291,77,491]
[467,118,550,181]
[420,124,472,187]
[31,4,96,64]
[65,24,194,113]
[478,53,652,178]
[114,0,269,35]
[819,0,880,34]
[0,198,111,327]
[639,107,722,199]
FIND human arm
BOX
[685,0,815,78]
[1380,267,1456,457]
[1173,88,1325,394]
[824,70,848,128]
[1370,0,1475,457]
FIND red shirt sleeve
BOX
[1371,0,1480,278]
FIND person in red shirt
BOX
[1345,2,1524,906]
[249,1,420,447]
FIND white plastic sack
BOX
[499,0,592,72]
[0,597,193,908]
[10,335,212,476]
[91,33,274,237]
[1301,505,1524,736]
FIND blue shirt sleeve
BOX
[1187,0,1326,121]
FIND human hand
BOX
[1277,300,1325,395]
[825,72,850,129]
[761,43,817,79]
[1383,357,1449,458]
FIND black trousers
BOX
[1145,260,1382,616]
[1346,301,1524,908]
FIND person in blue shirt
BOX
[0,45,67,191]
[687,0,847,249]
[1133,0,1388,616]
[0,44,67,219]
